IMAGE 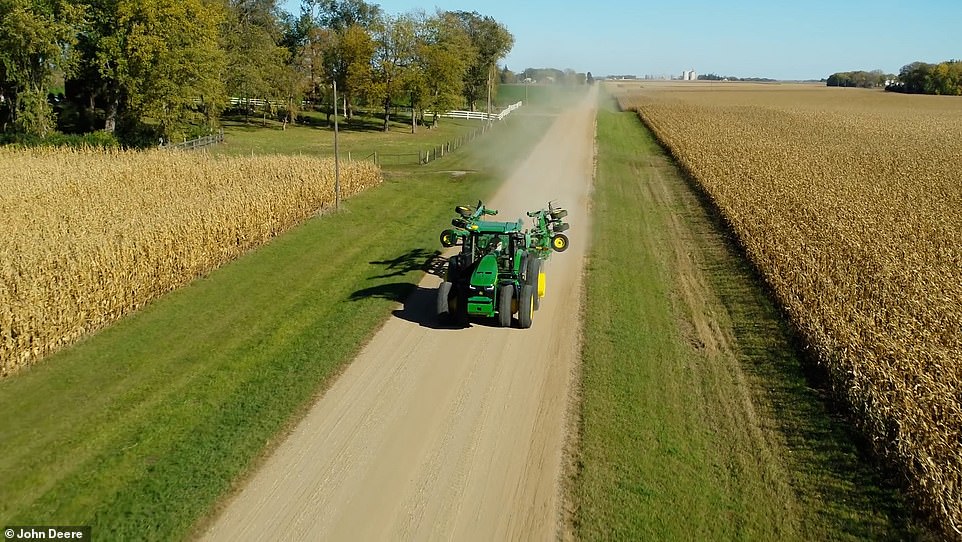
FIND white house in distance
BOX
[682,69,698,81]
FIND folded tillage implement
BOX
[437,201,570,328]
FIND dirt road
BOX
[203,87,597,541]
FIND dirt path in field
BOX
[203,87,597,541]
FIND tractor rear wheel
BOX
[437,281,453,323]
[498,284,514,328]
[525,257,542,310]
[519,285,535,329]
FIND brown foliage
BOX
[615,82,962,537]
[0,148,382,375]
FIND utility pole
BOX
[333,80,340,210]
[486,66,493,127]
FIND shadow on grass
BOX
[221,111,415,134]
[349,248,449,329]
[367,248,443,279]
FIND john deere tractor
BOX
[436,201,570,328]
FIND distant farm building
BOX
[682,69,698,81]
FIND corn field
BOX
[0,148,382,376]
[614,82,962,537]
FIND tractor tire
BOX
[498,284,514,328]
[453,285,469,326]
[551,234,569,252]
[437,281,453,322]
[519,285,535,329]
[525,258,542,310]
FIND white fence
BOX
[227,97,525,122]
[228,97,277,108]
[162,129,225,151]
[431,101,523,121]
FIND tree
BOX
[449,11,513,111]
[411,10,470,128]
[308,0,380,31]
[298,0,380,120]
[70,0,228,143]
[371,13,416,131]
[101,0,226,141]
[221,0,293,121]
[283,9,336,112]
[500,65,517,84]
[338,23,375,119]
[0,0,83,135]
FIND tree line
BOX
[827,60,962,95]
[697,73,776,82]
[499,67,590,86]
[825,70,893,88]
[888,60,962,95]
[0,0,514,146]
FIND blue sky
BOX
[280,0,960,80]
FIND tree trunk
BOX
[104,97,118,133]
[410,92,417,134]
[382,97,390,132]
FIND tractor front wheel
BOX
[498,284,514,328]
[519,285,535,329]
[437,281,453,323]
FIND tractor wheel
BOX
[437,281,453,322]
[551,234,569,252]
[519,285,535,329]
[498,284,514,328]
[526,258,542,310]
[537,272,546,309]
[440,229,457,248]
[453,285,469,326]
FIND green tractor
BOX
[437,201,570,328]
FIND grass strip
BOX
[572,94,929,540]
[0,111,556,540]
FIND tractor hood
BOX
[468,219,524,234]
[470,254,499,288]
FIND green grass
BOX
[0,103,558,540]
[572,93,930,539]
[209,91,586,163]
[209,109,484,164]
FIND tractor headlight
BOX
[470,285,495,296]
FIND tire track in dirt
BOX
[203,86,597,541]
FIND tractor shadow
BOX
[390,286,452,329]
[391,286,504,330]
[350,248,465,329]
[367,248,445,280]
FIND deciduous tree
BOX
[448,11,513,112]
[101,0,227,141]
[413,11,470,127]
[297,0,379,119]
[371,13,415,131]
[221,0,292,120]
[0,0,83,135]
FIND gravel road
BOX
[204,86,597,541]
